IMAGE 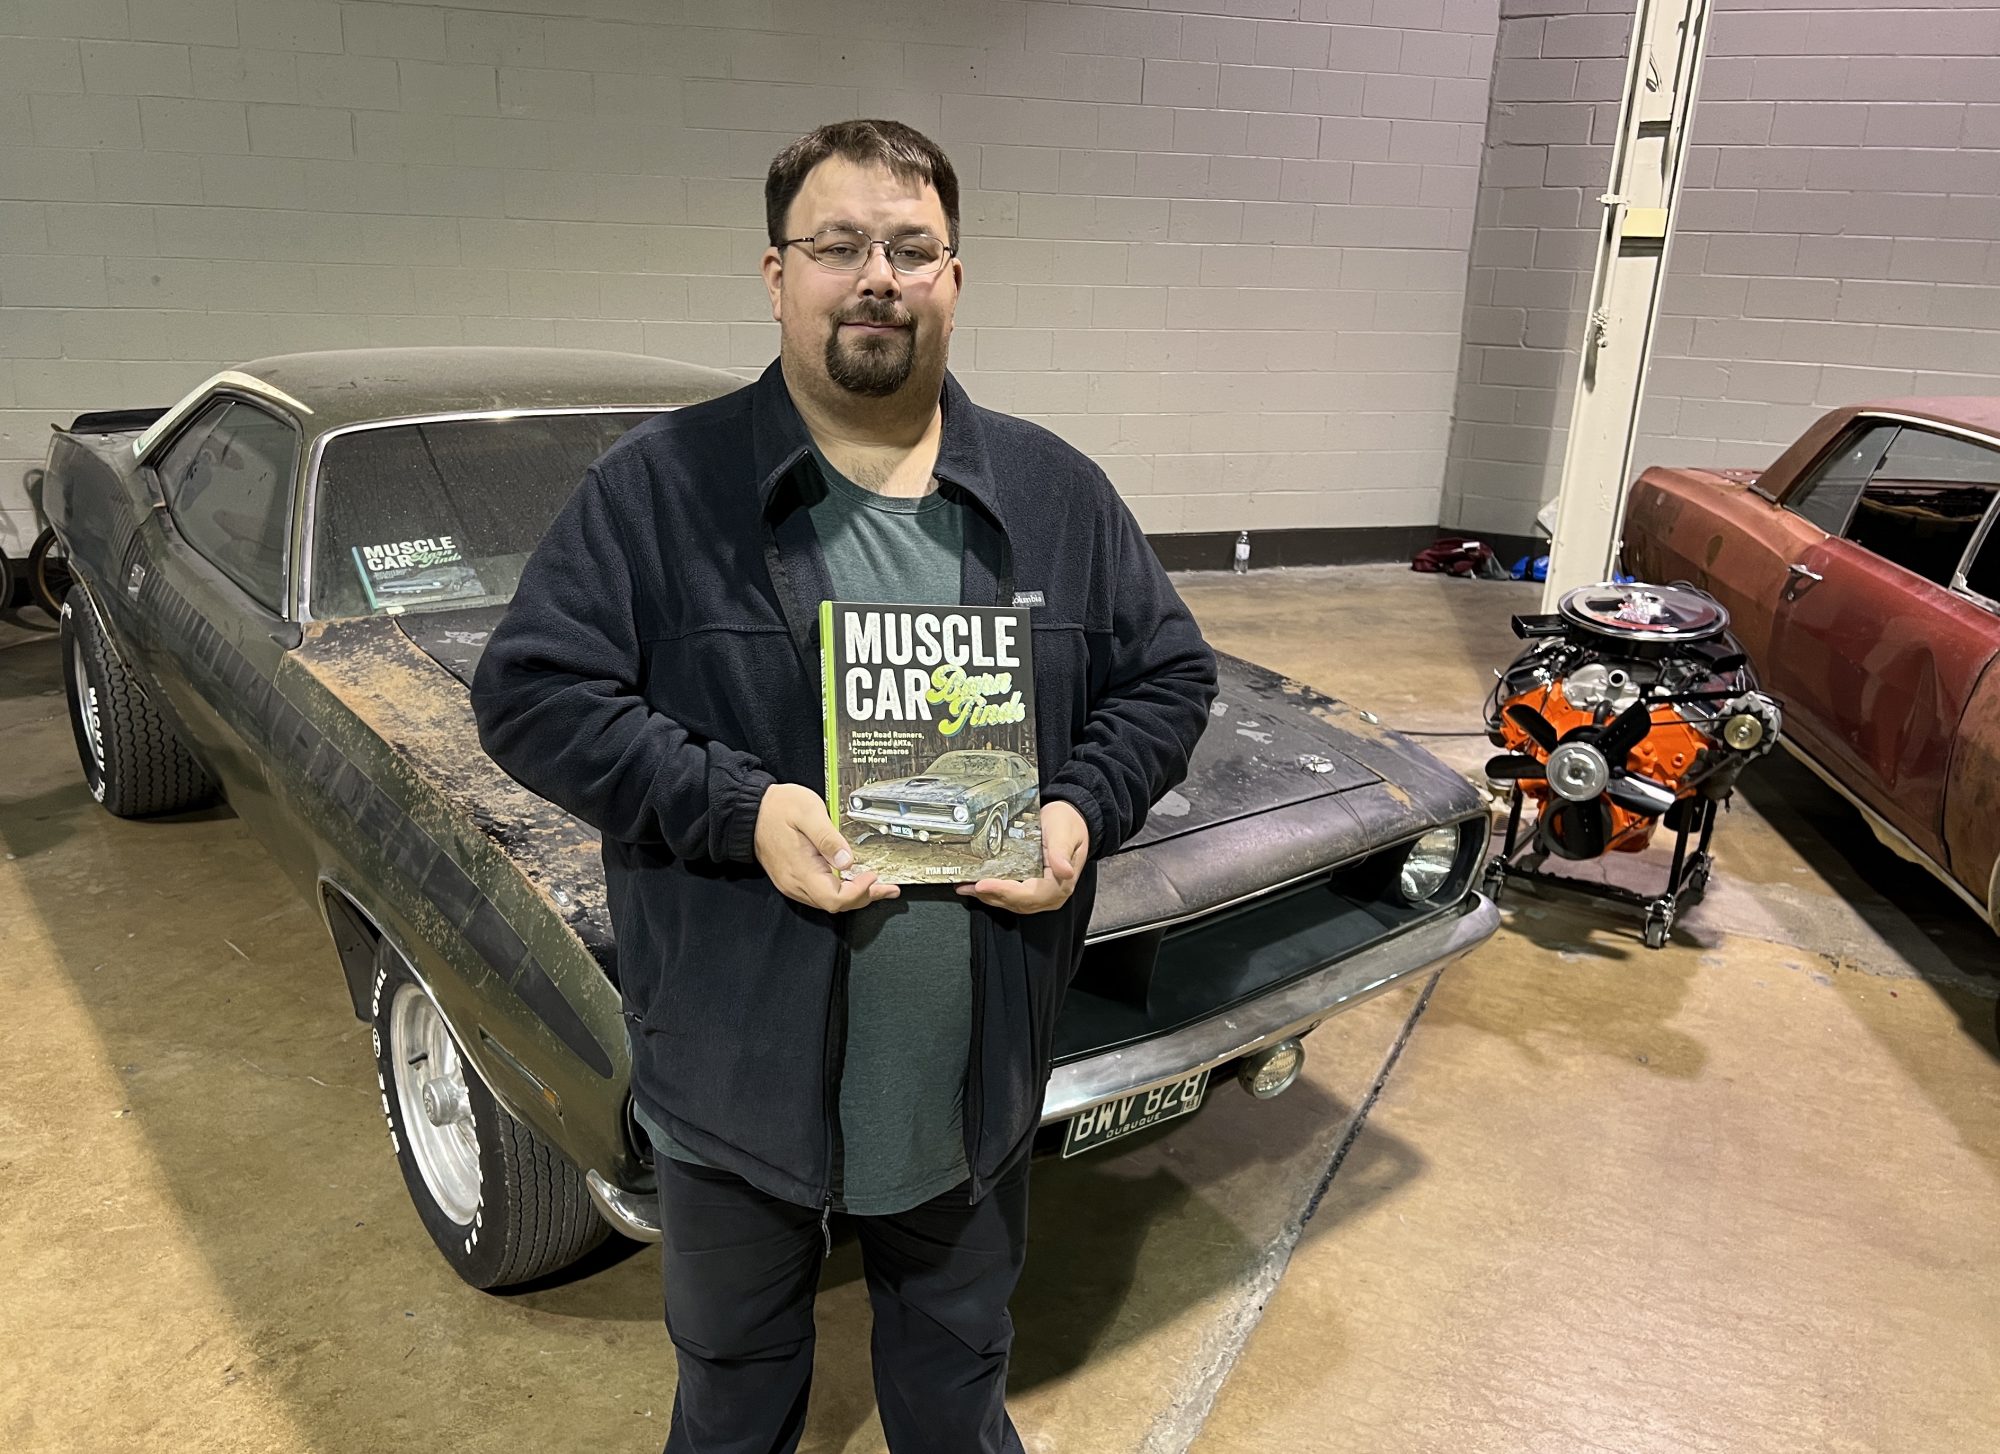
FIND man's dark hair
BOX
[765,119,961,250]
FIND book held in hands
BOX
[819,601,1042,886]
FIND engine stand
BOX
[1481,789,1719,949]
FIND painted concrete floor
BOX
[2,565,1995,1453]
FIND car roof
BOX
[134,346,746,458]
[1855,397,2000,441]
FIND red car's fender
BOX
[1943,660,2000,928]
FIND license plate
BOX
[889,824,914,838]
[1062,1071,1210,1158]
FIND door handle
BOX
[1786,563,1823,584]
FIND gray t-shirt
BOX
[638,445,975,1216]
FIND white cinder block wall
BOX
[1442,0,2000,539]
[0,0,1500,560]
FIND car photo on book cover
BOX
[821,601,1043,885]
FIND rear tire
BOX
[368,941,609,1289]
[27,528,72,620]
[59,590,217,817]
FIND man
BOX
[472,119,1215,1453]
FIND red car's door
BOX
[1772,426,2000,861]
[1623,424,1894,675]
[1940,518,2000,918]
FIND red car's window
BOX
[1965,525,2000,606]
[1848,429,2000,590]
[1787,423,1897,536]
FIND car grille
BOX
[1052,824,1482,1064]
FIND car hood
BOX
[858,776,1000,802]
[389,606,1404,846]
[291,611,617,973]
[303,605,1479,945]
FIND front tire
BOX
[59,590,217,817]
[368,942,609,1289]
[978,805,1006,860]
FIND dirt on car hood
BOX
[295,607,1478,949]
[385,606,1416,849]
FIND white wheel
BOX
[368,941,609,1288]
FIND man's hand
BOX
[754,783,900,912]
[956,799,1089,914]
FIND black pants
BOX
[653,1151,1031,1454]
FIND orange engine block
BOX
[1496,682,1711,852]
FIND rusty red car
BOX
[1621,399,2000,934]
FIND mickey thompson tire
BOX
[59,591,217,818]
[368,940,609,1289]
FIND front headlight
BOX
[952,803,970,823]
[1398,826,1459,903]
[850,794,864,813]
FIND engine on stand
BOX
[1481,582,1783,948]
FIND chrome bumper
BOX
[1039,892,1500,1125]
[850,811,972,839]
[587,893,1500,1243]
[586,1170,662,1244]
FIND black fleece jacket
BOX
[471,361,1215,1207]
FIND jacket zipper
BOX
[961,503,1007,1204]
[821,914,851,1254]
[963,914,987,1204]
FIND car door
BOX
[145,394,314,881]
[1772,425,2000,860]
[1940,522,2000,919]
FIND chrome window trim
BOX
[1780,411,2000,514]
[1948,486,2000,619]
[134,370,313,464]
[294,404,680,626]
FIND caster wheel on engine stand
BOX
[1683,854,1712,900]
[1641,901,1674,951]
[1481,857,1508,903]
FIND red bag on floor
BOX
[1412,535,1500,578]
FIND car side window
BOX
[1964,516,2000,607]
[160,399,299,613]
[1787,422,1898,536]
[1846,428,2000,590]
[153,398,230,499]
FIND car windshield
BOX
[933,753,1004,776]
[309,411,656,618]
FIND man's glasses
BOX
[781,228,956,276]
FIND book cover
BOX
[350,538,487,612]
[820,600,1043,886]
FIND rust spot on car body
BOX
[291,618,613,965]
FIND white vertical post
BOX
[1540,0,1714,607]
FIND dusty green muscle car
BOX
[849,749,1039,858]
[42,347,1498,1290]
